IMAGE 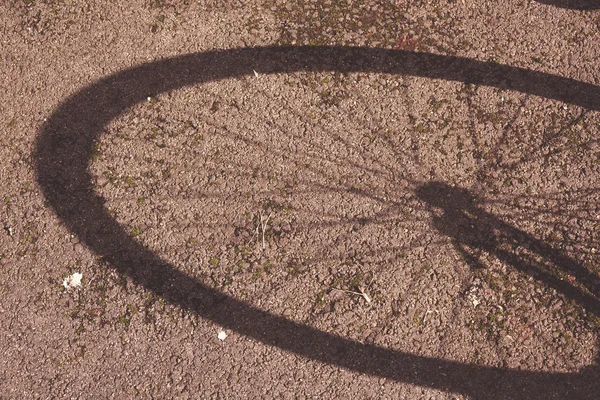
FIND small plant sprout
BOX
[330,286,372,304]
[259,211,272,250]
[357,285,372,303]
[248,211,272,250]
[330,273,374,304]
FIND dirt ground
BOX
[1,0,600,398]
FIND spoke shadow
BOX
[35,46,600,399]
[416,181,600,317]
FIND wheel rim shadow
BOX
[35,46,600,399]
[533,0,600,10]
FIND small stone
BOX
[96,176,108,186]
[63,272,83,290]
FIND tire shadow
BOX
[534,0,600,9]
[35,46,600,399]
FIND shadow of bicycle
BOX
[417,181,600,317]
[36,46,600,399]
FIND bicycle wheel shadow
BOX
[35,46,600,399]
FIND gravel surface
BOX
[1,1,599,398]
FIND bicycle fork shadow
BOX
[415,181,600,362]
